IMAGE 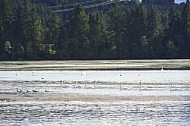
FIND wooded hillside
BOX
[0,0,189,60]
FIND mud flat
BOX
[0,59,190,70]
[0,92,190,103]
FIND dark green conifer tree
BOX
[88,12,107,59]
[128,4,148,58]
[181,0,190,57]
[47,13,61,50]
[14,1,32,59]
[108,3,125,59]
[13,1,45,60]
[147,6,163,58]
[164,6,182,58]
[69,4,89,59]
[0,0,12,59]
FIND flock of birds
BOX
[15,67,165,93]
[16,86,52,93]
[15,71,90,94]
[15,71,51,93]
[16,88,40,93]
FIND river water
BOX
[1,101,190,126]
[0,70,190,126]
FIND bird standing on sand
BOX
[81,71,87,76]
[32,90,38,92]
[32,72,36,76]
[45,90,49,92]
[16,88,23,93]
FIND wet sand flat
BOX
[0,93,190,102]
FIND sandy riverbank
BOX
[0,59,190,70]
[0,93,189,102]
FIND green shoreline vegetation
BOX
[0,0,190,60]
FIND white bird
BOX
[84,81,87,89]
[16,88,23,93]
[32,72,36,76]
[161,67,164,71]
[74,81,77,88]
[94,81,96,88]
[81,71,87,76]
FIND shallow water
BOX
[1,82,190,97]
[0,70,190,126]
[0,70,190,84]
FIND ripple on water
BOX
[0,101,190,126]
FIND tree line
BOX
[0,0,190,60]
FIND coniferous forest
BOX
[0,0,190,60]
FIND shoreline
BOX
[0,59,190,71]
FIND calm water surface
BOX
[0,70,190,83]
